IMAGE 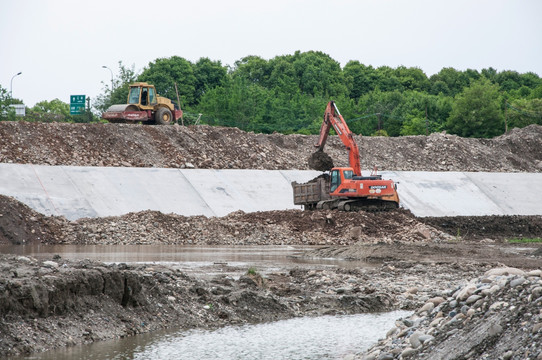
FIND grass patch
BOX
[247,267,258,275]
[507,237,542,243]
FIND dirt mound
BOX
[308,150,334,171]
[1,121,542,172]
[0,195,62,245]
[51,208,454,246]
[1,192,539,247]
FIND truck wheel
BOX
[155,107,173,125]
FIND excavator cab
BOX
[330,168,354,193]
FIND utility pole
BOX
[504,101,508,134]
[425,103,429,136]
[86,97,92,123]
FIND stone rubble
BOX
[356,267,542,360]
[0,122,541,172]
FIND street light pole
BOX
[10,72,22,97]
[102,66,114,92]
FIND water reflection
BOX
[0,244,372,277]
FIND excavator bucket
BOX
[308,150,334,172]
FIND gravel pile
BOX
[1,121,541,172]
[49,208,452,246]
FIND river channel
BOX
[15,310,410,360]
[3,245,400,359]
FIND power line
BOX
[506,103,542,118]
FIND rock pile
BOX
[55,208,452,246]
[2,193,541,250]
[357,267,542,360]
[1,121,541,172]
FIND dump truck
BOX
[292,101,400,211]
[101,82,182,125]
[292,174,331,210]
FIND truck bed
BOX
[292,177,330,208]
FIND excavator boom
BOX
[314,101,362,176]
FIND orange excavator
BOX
[292,101,399,211]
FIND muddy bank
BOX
[303,241,542,270]
[421,215,542,241]
[1,121,542,172]
[0,254,488,357]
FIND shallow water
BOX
[0,244,374,277]
[20,311,410,360]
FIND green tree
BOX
[94,62,138,113]
[100,52,539,137]
[481,67,497,83]
[373,66,403,92]
[267,58,298,95]
[518,72,542,89]
[355,90,404,136]
[429,67,472,96]
[291,51,347,97]
[446,78,504,138]
[198,76,267,131]
[233,55,271,86]
[394,66,430,92]
[506,98,542,129]
[0,85,17,121]
[138,56,197,106]
[192,57,227,104]
[343,61,378,99]
[495,70,522,91]
[32,99,70,116]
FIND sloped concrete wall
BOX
[1,164,541,220]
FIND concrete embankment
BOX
[2,164,542,220]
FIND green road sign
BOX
[70,95,86,115]
[70,95,85,104]
[70,104,85,115]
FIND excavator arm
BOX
[314,101,362,176]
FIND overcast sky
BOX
[2,0,541,108]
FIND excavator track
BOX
[316,199,398,212]
[338,199,398,212]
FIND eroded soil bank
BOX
[0,254,497,357]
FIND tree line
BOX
[3,51,542,138]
